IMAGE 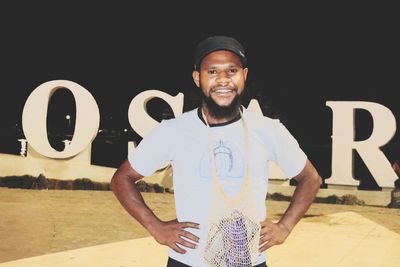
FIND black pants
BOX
[167,257,268,267]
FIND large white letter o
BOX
[22,80,100,158]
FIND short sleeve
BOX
[270,120,307,178]
[128,120,175,176]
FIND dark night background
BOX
[0,3,398,190]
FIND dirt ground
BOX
[1,188,399,263]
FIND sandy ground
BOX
[0,188,399,263]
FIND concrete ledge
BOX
[268,183,391,206]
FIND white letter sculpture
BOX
[22,80,100,158]
[128,90,184,138]
[326,101,397,187]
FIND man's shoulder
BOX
[244,108,281,127]
[160,108,198,127]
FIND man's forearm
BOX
[111,161,200,253]
[279,163,321,232]
[111,172,161,233]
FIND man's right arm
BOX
[393,161,400,175]
[111,159,199,254]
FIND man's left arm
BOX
[259,159,321,251]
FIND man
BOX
[111,36,321,267]
[393,160,400,177]
[388,160,400,208]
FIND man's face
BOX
[192,50,248,118]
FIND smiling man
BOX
[193,42,248,122]
[111,36,321,267]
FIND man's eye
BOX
[228,68,238,74]
[208,70,217,74]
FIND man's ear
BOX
[243,67,249,81]
[192,70,200,87]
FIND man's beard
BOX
[201,89,242,120]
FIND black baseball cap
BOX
[193,35,247,70]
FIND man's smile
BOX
[210,88,237,96]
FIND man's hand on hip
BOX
[148,219,200,254]
[259,219,291,252]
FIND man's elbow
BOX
[110,169,125,192]
[297,161,321,187]
[312,173,322,192]
[298,169,321,193]
[110,171,118,192]
[305,169,321,196]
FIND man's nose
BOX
[216,71,230,85]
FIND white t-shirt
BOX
[128,107,307,266]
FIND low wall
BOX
[268,179,392,207]
[0,153,116,183]
[0,153,392,206]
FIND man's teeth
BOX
[214,89,232,93]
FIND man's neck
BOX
[201,104,241,125]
